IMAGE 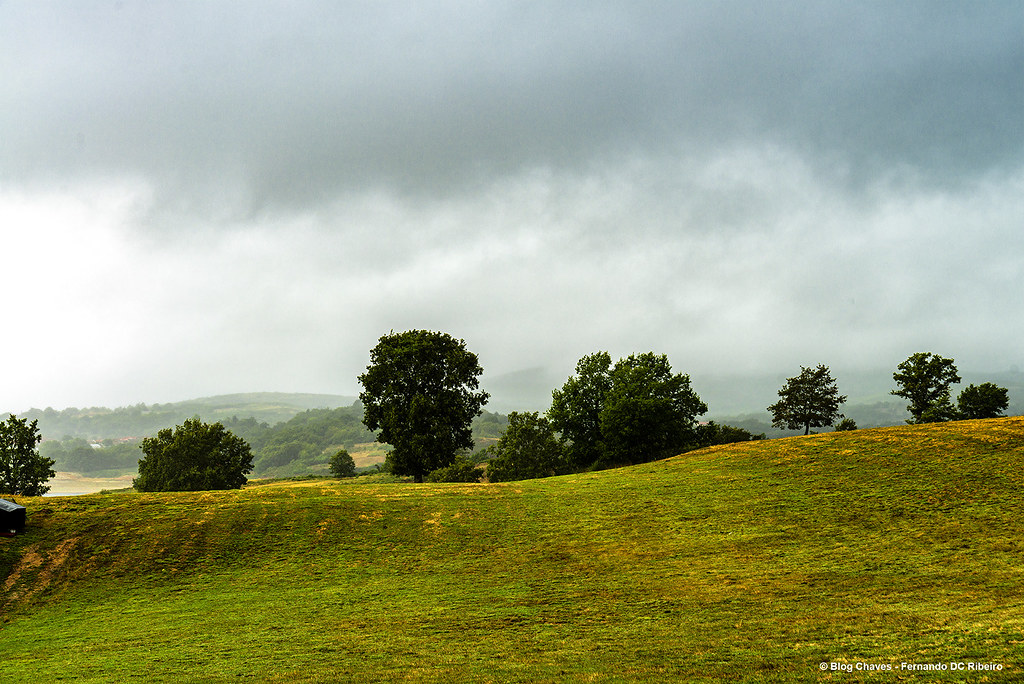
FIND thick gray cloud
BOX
[0,1,1021,413]
[4,2,1021,205]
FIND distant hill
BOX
[32,394,508,479]
[20,392,357,441]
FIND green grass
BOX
[3,418,1024,682]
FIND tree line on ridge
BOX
[0,331,1013,495]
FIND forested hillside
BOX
[35,397,508,478]
[238,406,508,477]
[20,393,355,440]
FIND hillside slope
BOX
[2,418,1023,682]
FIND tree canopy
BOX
[358,330,489,483]
[768,364,847,435]
[550,351,707,469]
[134,418,254,491]
[600,353,708,465]
[0,414,55,496]
[486,411,566,482]
[891,352,961,423]
[957,382,1010,420]
[548,351,612,470]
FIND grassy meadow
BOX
[2,418,1023,682]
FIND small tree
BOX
[891,352,961,423]
[834,417,858,431]
[328,449,356,478]
[768,365,847,435]
[358,330,489,483]
[957,382,1010,419]
[0,414,55,496]
[487,411,566,482]
[134,418,253,492]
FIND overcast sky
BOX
[1,1,1022,414]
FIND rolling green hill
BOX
[2,418,1023,681]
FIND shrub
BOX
[834,417,858,431]
[134,418,253,492]
[695,421,766,447]
[425,455,483,483]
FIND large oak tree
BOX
[600,353,708,465]
[358,330,488,483]
[891,352,961,423]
